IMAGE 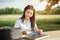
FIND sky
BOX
[0,0,60,11]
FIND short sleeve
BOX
[14,19,20,28]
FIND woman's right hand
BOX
[22,31,27,35]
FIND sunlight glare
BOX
[38,0,48,10]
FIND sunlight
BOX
[10,0,59,11]
[13,0,48,11]
[39,0,48,10]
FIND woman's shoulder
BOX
[15,18,22,22]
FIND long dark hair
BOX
[21,5,35,28]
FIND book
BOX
[35,34,49,40]
[22,31,49,40]
[28,31,39,36]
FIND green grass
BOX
[36,19,60,31]
[0,20,15,27]
[0,14,60,31]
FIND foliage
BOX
[0,7,23,15]
[46,0,59,11]
[37,6,60,15]
[39,0,59,11]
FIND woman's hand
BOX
[22,31,27,35]
[36,29,44,36]
[34,26,43,35]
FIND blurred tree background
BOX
[45,0,59,11]
[0,6,60,15]
[0,7,23,15]
[37,6,60,15]
[0,0,60,15]
[36,0,60,15]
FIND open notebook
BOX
[28,31,39,36]
[22,31,39,37]
[22,31,49,40]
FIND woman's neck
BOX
[24,18,29,23]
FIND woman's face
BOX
[25,9,33,19]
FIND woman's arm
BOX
[14,19,20,28]
[33,23,43,35]
[33,23,39,32]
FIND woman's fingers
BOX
[22,31,27,35]
[38,29,44,35]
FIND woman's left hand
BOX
[35,29,43,35]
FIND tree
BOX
[0,9,5,14]
[45,0,59,11]
[4,7,10,14]
[0,7,22,15]
[39,0,59,11]
[14,8,22,14]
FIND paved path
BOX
[41,30,60,40]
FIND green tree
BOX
[0,7,22,15]
[0,9,5,14]
[45,0,59,11]
[4,7,10,14]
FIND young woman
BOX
[14,5,46,38]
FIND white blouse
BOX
[14,18,32,33]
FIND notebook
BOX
[28,31,39,36]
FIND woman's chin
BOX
[26,18,30,20]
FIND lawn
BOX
[0,14,60,31]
